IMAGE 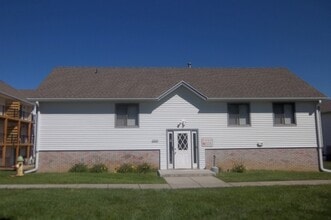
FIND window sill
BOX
[115,126,140,128]
[228,124,251,127]
[273,124,297,127]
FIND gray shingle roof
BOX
[0,80,33,105]
[33,67,325,100]
[19,89,38,99]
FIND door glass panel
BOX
[177,133,188,150]
[168,132,173,164]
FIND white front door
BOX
[174,131,192,169]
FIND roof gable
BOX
[158,81,207,101]
[33,67,326,101]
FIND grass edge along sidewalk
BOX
[0,171,165,184]
[218,170,331,182]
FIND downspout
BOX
[316,100,331,173]
[25,101,40,174]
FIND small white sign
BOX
[201,137,213,147]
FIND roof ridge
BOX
[53,66,289,70]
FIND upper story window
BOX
[115,104,139,127]
[273,103,296,125]
[228,103,250,126]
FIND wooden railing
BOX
[0,133,34,145]
[6,134,18,145]
[0,105,34,121]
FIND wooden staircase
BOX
[5,101,20,119]
[6,125,18,145]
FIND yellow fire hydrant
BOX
[15,156,24,177]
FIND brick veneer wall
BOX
[38,150,160,172]
[205,148,319,171]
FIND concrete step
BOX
[158,169,216,177]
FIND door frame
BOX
[166,129,199,169]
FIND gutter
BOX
[27,98,158,102]
[28,97,328,102]
[316,100,331,173]
[208,97,327,101]
[25,101,40,174]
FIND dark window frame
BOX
[168,132,173,165]
[227,103,251,126]
[115,103,139,128]
[273,102,296,126]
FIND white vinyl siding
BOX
[38,87,318,169]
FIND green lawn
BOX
[0,171,165,184]
[1,185,331,219]
[218,170,331,182]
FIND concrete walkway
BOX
[164,176,230,189]
[1,177,331,189]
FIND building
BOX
[30,67,326,172]
[0,81,35,168]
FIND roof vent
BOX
[95,68,98,74]
[187,62,192,68]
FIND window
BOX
[273,103,296,125]
[168,132,173,165]
[115,104,139,127]
[228,103,250,126]
[192,132,198,164]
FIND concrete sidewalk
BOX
[164,177,331,189]
[1,177,331,189]
[0,184,170,189]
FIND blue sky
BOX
[0,0,330,97]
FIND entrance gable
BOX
[157,81,207,101]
